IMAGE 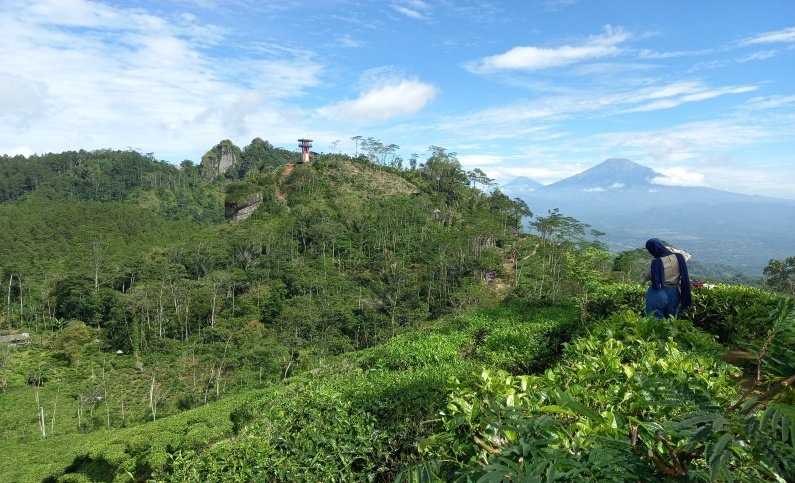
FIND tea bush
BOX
[582,283,788,343]
[171,382,392,482]
[413,312,792,481]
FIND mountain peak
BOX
[596,158,646,169]
[545,158,659,191]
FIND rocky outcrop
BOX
[201,140,242,178]
[0,331,30,346]
[225,192,263,222]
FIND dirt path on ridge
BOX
[275,163,295,203]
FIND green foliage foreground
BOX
[37,304,578,482]
[35,291,795,482]
[411,313,793,481]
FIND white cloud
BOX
[390,0,431,20]
[652,167,707,187]
[687,59,729,73]
[0,0,327,159]
[593,119,777,164]
[318,79,437,122]
[458,154,504,167]
[743,95,795,110]
[736,50,777,62]
[637,48,713,59]
[741,26,795,45]
[435,81,757,139]
[467,25,629,73]
[580,183,623,192]
[336,34,362,48]
[625,85,757,112]
[483,165,582,184]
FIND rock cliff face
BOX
[201,140,242,178]
[224,192,263,222]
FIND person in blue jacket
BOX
[644,238,692,318]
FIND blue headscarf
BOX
[645,238,692,309]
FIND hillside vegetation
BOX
[0,140,793,482]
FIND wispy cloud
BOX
[637,48,714,59]
[742,95,795,110]
[390,0,432,20]
[592,119,775,163]
[624,84,757,112]
[467,25,630,73]
[336,34,363,48]
[741,25,795,45]
[736,50,777,63]
[543,0,578,11]
[435,80,757,139]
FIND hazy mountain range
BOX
[502,159,795,275]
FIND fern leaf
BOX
[708,433,733,481]
[762,404,795,446]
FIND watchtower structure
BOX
[298,138,313,163]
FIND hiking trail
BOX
[276,163,295,203]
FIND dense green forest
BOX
[0,140,793,482]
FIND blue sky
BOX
[1,1,794,198]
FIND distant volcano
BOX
[503,159,795,275]
[544,158,659,191]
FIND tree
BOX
[241,137,277,174]
[764,257,795,296]
[409,154,419,171]
[515,209,595,302]
[467,168,493,190]
[350,136,363,157]
[54,320,93,365]
[51,276,97,323]
[421,146,468,203]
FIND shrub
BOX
[223,182,260,205]
[54,320,94,366]
[413,313,749,481]
[688,284,785,342]
[358,332,467,370]
[581,283,788,343]
[172,381,392,482]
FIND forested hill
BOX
[0,140,530,347]
[1,141,794,482]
